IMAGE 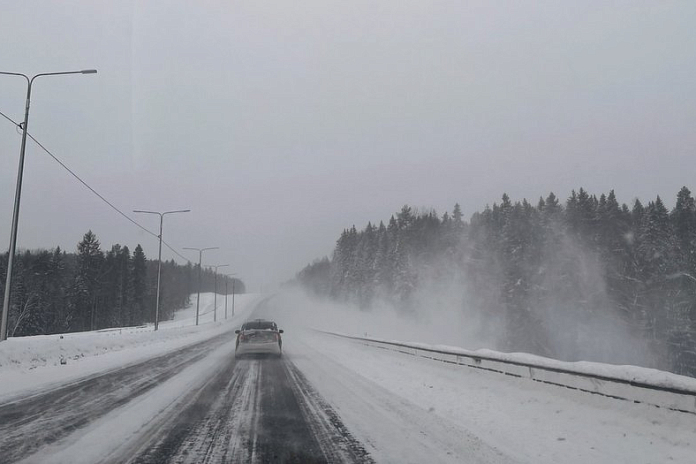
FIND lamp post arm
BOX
[163,209,190,216]
[0,71,29,81]
[30,70,97,83]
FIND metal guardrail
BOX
[317,330,696,415]
[95,325,149,334]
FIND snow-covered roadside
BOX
[289,330,696,464]
[273,289,696,391]
[19,337,241,464]
[320,331,696,395]
[0,293,264,402]
[263,291,696,464]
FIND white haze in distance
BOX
[0,1,695,290]
[280,219,655,369]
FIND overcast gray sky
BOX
[1,1,695,290]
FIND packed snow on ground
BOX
[277,288,696,392]
[293,330,696,463]
[341,337,696,393]
[3,290,695,464]
[274,318,696,463]
[22,335,242,464]
[0,293,263,402]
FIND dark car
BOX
[235,319,283,358]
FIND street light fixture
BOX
[206,264,229,322]
[0,69,97,341]
[183,247,218,325]
[223,273,237,319]
[133,209,190,330]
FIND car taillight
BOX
[239,334,246,341]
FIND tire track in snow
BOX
[284,362,374,464]
[127,349,253,463]
[128,353,371,463]
[0,331,234,464]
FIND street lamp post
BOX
[0,69,97,342]
[133,209,190,331]
[207,264,229,322]
[232,279,236,316]
[183,247,218,325]
[223,273,236,319]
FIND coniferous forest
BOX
[0,230,245,337]
[297,187,696,377]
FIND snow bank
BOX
[319,331,696,414]
[292,329,696,464]
[272,288,696,412]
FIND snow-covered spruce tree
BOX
[100,244,132,329]
[298,188,696,377]
[296,257,331,296]
[354,222,378,307]
[638,197,679,350]
[668,188,696,375]
[116,246,132,326]
[373,221,391,293]
[130,244,148,326]
[45,247,69,334]
[71,231,104,332]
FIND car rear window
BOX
[242,321,276,330]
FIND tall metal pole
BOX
[0,69,97,341]
[156,214,164,329]
[184,247,218,325]
[232,279,236,316]
[134,209,189,330]
[222,272,236,320]
[197,251,202,325]
[206,264,228,323]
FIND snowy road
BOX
[1,294,693,463]
[127,354,371,463]
[1,298,370,464]
[0,331,231,463]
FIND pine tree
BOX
[636,197,679,360]
[355,222,378,307]
[72,231,104,332]
[397,205,414,230]
[668,188,696,374]
[452,203,464,232]
[117,246,131,326]
[298,188,696,376]
[374,221,391,292]
[46,247,68,333]
[131,244,148,325]
[672,187,696,270]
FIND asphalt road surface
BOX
[0,314,372,464]
[127,353,372,464]
[0,332,231,463]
